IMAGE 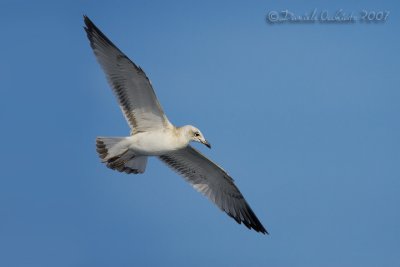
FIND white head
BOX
[181,125,211,149]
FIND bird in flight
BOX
[84,15,267,234]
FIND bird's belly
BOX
[127,131,185,156]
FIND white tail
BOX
[96,137,148,174]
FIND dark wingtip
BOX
[82,14,145,77]
[248,209,269,235]
[248,208,268,234]
[83,14,91,27]
[226,204,268,235]
[82,15,129,60]
[250,220,269,235]
[260,226,269,235]
[83,15,93,40]
[83,15,96,36]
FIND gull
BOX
[84,15,268,234]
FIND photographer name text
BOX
[266,9,390,24]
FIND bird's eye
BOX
[195,132,200,137]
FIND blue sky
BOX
[1,1,399,266]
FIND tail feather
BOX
[96,137,147,174]
[96,137,126,160]
[123,156,148,174]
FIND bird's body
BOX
[84,15,268,234]
[105,126,193,157]
[129,127,187,155]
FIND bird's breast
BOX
[127,130,188,156]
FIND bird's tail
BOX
[96,137,147,174]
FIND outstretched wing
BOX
[84,16,172,133]
[159,146,268,234]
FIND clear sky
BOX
[1,1,399,266]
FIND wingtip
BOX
[83,14,91,25]
[226,209,268,235]
[259,226,269,235]
[253,223,269,235]
[83,15,92,34]
[83,15,98,34]
[227,202,269,235]
[254,218,268,235]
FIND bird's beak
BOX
[201,140,211,149]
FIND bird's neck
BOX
[173,126,192,147]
